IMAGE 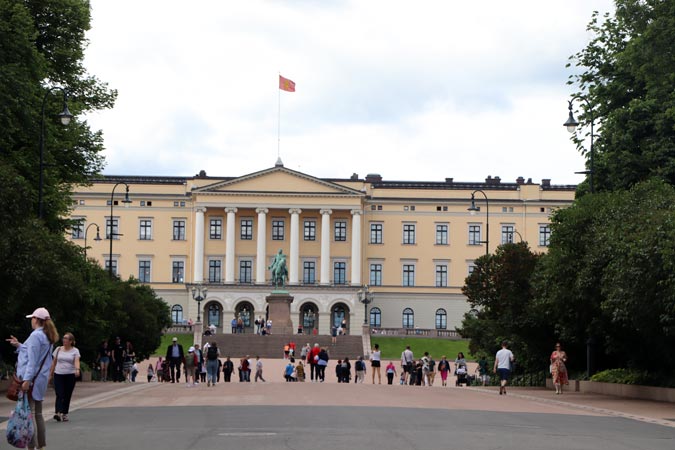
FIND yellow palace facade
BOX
[67,162,575,335]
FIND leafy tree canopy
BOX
[0,0,116,230]
[533,179,675,375]
[458,242,551,373]
[568,0,675,193]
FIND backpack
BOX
[355,360,363,371]
[207,346,218,361]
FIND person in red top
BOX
[307,343,321,383]
[289,341,296,358]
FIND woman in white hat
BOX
[6,307,60,450]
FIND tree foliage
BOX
[458,243,551,372]
[0,162,172,367]
[0,0,116,230]
[567,0,675,193]
[533,180,675,375]
[0,2,170,368]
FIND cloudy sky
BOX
[83,0,615,185]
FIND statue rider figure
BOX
[268,249,288,289]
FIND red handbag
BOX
[6,346,51,401]
[5,374,22,402]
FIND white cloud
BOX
[84,0,614,184]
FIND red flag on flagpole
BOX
[279,75,296,92]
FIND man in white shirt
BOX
[493,340,515,395]
[401,346,414,384]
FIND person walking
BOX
[308,343,320,382]
[165,337,185,383]
[49,332,81,422]
[370,344,382,384]
[6,307,59,450]
[223,356,234,382]
[437,355,451,387]
[254,356,266,382]
[123,340,135,382]
[205,342,220,386]
[401,345,414,384]
[317,347,329,382]
[97,339,111,382]
[494,341,515,395]
[550,342,569,394]
[111,336,124,382]
[385,361,397,385]
[355,356,366,383]
[184,346,198,387]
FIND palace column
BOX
[193,207,206,283]
[225,207,237,283]
[350,209,362,285]
[289,208,302,284]
[256,207,268,284]
[320,209,332,285]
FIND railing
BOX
[370,327,461,339]
[165,324,193,334]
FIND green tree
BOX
[533,179,675,375]
[568,0,675,193]
[0,2,171,368]
[459,242,550,372]
[0,0,116,229]
[0,162,171,367]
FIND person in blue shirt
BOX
[6,307,60,450]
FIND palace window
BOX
[173,220,186,240]
[370,223,383,244]
[403,223,416,244]
[240,219,253,240]
[402,308,414,329]
[436,224,448,245]
[209,219,222,239]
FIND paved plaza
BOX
[1,359,674,449]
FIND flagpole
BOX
[277,73,281,159]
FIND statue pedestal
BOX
[266,291,294,335]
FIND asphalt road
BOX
[46,405,675,450]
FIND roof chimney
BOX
[365,173,382,183]
[541,179,551,187]
[516,176,525,185]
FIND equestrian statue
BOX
[268,249,288,289]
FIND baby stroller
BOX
[455,363,469,386]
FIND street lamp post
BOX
[358,285,374,326]
[83,222,101,260]
[468,190,490,256]
[191,285,208,323]
[564,97,595,193]
[108,183,131,277]
[38,87,73,219]
[507,229,524,244]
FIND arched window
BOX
[369,307,381,327]
[435,308,447,329]
[402,308,414,329]
[301,304,317,330]
[171,305,183,324]
[208,303,221,327]
[331,304,348,329]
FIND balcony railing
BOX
[370,327,461,339]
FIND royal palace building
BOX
[67,162,576,336]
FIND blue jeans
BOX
[207,360,218,383]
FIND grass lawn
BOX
[371,336,472,361]
[154,333,194,356]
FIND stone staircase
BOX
[204,333,364,360]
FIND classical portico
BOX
[191,165,365,287]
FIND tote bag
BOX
[6,392,34,448]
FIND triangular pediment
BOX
[195,166,363,197]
